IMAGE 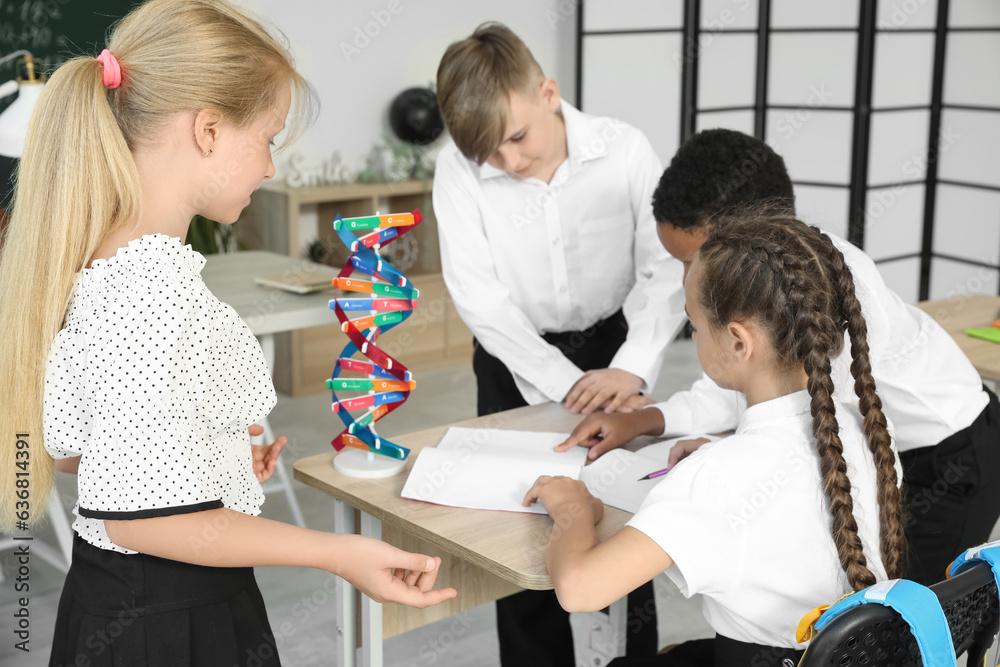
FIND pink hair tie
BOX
[97,49,121,89]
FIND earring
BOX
[204,148,213,157]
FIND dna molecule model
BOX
[327,210,421,471]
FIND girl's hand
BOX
[522,475,604,524]
[336,536,458,609]
[667,437,711,469]
[248,424,287,483]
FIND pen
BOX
[638,466,669,481]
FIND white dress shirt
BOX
[433,101,686,404]
[629,391,900,647]
[652,233,987,452]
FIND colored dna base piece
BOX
[327,210,422,460]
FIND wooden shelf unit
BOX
[239,180,474,396]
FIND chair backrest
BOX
[799,562,999,667]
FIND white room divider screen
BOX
[576,0,1000,303]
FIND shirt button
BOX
[552,237,560,246]
[559,285,568,294]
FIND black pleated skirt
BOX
[49,535,280,667]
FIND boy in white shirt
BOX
[433,22,685,667]
[559,128,1000,587]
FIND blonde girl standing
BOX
[0,2,455,665]
[524,215,906,665]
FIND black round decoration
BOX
[389,87,444,146]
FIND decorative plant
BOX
[186,215,237,254]
[354,134,435,184]
[306,238,330,264]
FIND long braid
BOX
[819,234,908,578]
[801,328,877,591]
[699,213,897,591]
[758,232,877,591]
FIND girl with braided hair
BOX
[524,215,905,665]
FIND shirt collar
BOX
[477,98,607,181]
[736,390,813,435]
[562,99,607,165]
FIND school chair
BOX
[798,561,999,667]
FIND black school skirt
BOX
[49,534,280,667]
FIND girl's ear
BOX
[726,321,756,363]
[193,108,224,156]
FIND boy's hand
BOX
[667,437,710,469]
[248,424,287,483]
[337,536,458,609]
[556,408,666,460]
[522,475,604,524]
[564,368,643,414]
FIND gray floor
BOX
[1,339,994,666]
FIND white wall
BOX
[580,0,1000,303]
[237,0,578,176]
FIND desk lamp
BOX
[0,51,46,158]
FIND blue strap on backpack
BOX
[812,579,957,667]
[947,538,1000,584]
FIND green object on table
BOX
[327,378,372,391]
[965,327,1000,344]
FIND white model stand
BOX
[333,449,406,478]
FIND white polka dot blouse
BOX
[43,234,277,553]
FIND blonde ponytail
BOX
[0,0,315,529]
[0,58,141,529]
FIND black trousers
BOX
[901,386,1000,586]
[474,310,658,666]
[607,635,804,667]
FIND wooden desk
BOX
[916,294,1000,381]
[202,250,341,336]
[293,402,633,667]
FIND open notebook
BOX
[400,427,721,514]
